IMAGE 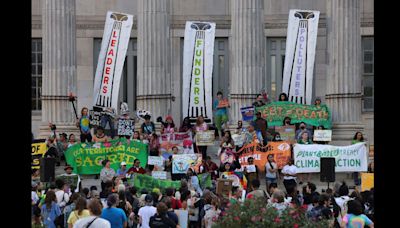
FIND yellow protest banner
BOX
[32,142,47,169]
[361,173,374,191]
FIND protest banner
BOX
[275,126,296,144]
[313,130,332,142]
[32,141,47,169]
[159,131,194,155]
[128,174,181,191]
[255,101,331,128]
[93,11,133,111]
[147,156,164,167]
[117,119,134,136]
[240,106,254,122]
[152,171,167,180]
[361,173,374,191]
[195,131,215,146]
[282,10,320,105]
[182,21,216,123]
[65,138,148,175]
[217,99,230,108]
[293,142,368,173]
[238,141,292,172]
[221,171,247,190]
[172,154,202,174]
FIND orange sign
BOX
[217,99,229,108]
[238,141,292,172]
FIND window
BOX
[362,37,374,111]
[266,38,286,100]
[32,39,42,110]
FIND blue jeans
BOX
[101,115,115,138]
[266,177,277,189]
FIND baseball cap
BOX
[121,162,127,166]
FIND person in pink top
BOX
[193,115,208,159]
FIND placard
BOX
[152,171,167,180]
[147,156,164,166]
[313,130,332,142]
[117,119,134,136]
[245,165,256,173]
[240,106,255,122]
[89,110,102,127]
[195,131,215,146]
[217,99,229,108]
[172,154,202,174]
[275,126,296,143]
[231,134,245,147]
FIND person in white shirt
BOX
[281,158,298,194]
[265,154,278,190]
[138,194,157,228]
[73,199,111,228]
[55,179,70,212]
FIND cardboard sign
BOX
[240,106,255,122]
[117,119,134,136]
[152,171,167,180]
[216,178,233,196]
[217,99,230,108]
[361,173,374,191]
[147,156,164,166]
[313,130,332,142]
[275,126,296,143]
[195,131,215,146]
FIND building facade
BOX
[31,0,374,148]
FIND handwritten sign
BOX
[245,165,256,173]
[117,119,134,136]
[172,154,202,174]
[232,134,245,147]
[313,130,332,142]
[147,156,164,166]
[275,126,296,144]
[217,99,230,108]
[152,171,167,180]
[195,131,215,146]
[89,110,102,127]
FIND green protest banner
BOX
[128,174,181,191]
[255,101,331,128]
[65,138,148,175]
[56,174,79,191]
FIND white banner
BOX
[93,11,133,111]
[182,21,216,123]
[282,10,319,105]
[313,130,332,142]
[293,143,368,173]
[152,171,167,180]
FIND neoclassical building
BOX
[31,0,374,148]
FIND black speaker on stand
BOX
[40,157,56,182]
[320,157,335,189]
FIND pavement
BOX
[56,140,356,193]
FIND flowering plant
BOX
[213,198,332,228]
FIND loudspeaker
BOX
[320,157,335,182]
[40,157,55,182]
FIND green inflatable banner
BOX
[65,138,148,175]
[128,174,181,191]
[255,101,332,128]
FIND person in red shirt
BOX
[165,188,182,209]
[127,159,146,175]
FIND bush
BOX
[212,198,332,228]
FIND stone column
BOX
[39,0,79,138]
[230,0,266,122]
[326,0,364,145]
[137,0,172,120]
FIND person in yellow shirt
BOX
[67,197,90,228]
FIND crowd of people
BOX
[32,93,374,227]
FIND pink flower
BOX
[104,142,111,148]
[261,208,266,213]
[220,211,226,216]
[301,204,308,210]
[212,217,218,222]
[251,216,256,222]
[247,194,254,199]
[226,203,231,208]
[293,224,299,228]
[274,217,281,223]
[234,216,240,221]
